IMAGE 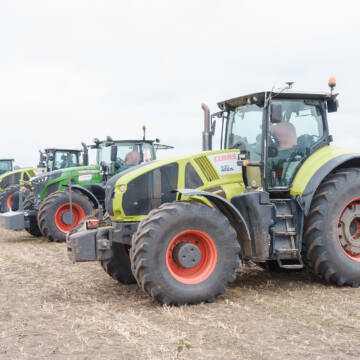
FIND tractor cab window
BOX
[50,152,80,171]
[0,160,13,175]
[226,104,263,161]
[268,100,324,190]
[97,142,154,173]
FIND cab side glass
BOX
[268,100,324,189]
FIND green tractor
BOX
[68,78,360,305]
[0,134,172,242]
[0,146,87,213]
[0,159,14,176]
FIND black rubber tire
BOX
[23,193,43,237]
[11,188,31,211]
[101,244,136,284]
[0,185,21,212]
[303,168,360,287]
[38,190,94,242]
[130,201,240,305]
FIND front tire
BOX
[303,168,360,287]
[101,244,136,284]
[23,193,43,237]
[38,190,94,242]
[0,185,21,212]
[130,202,240,305]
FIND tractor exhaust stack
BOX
[201,103,212,151]
[81,142,89,166]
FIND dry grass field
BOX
[1,229,360,360]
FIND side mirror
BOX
[100,161,108,172]
[327,97,339,113]
[270,103,282,123]
[110,145,117,162]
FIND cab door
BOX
[267,99,326,190]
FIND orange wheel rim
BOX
[54,203,85,233]
[338,197,360,262]
[7,194,13,210]
[166,229,217,285]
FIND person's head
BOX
[270,122,297,150]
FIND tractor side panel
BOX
[110,150,246,222]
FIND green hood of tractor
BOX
[32,165,102,200]
[106,149,246,222]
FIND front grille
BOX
[31,170,62,198]
[194,156,219,182]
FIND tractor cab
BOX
[39,146,88,172]
[92,133,173,179]
[214,82,339,194]
[0,159,14,175]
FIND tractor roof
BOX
[217,90,332,109]
[98,139,156,145]
[44,148,81,153]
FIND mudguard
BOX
[176,188,251,255]
[67,185,101,209]
[294,153,360,214]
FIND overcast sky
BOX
[1,0,359,167]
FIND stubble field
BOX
[0,229,359,360]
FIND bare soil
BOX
[0,229,359,360]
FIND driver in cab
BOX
[125,145,141,166]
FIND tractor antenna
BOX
[142,124,146,140]
[328,76,336,94]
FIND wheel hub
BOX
[339,203,360,255]
[61,211,74,225]
[173,242,201,268]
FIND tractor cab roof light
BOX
[328,76,336,94]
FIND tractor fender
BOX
[301,153,360,215]
[175,188,251,253]
[67,185,101,209]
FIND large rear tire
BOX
[130,202,240,305]
[38,190,94,242]
[23,193,43,237]
[101,244,136,284]
[0,185,21,212]
[303,168,360,287]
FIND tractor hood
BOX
[106,149,245,221]
[31,165,102,200]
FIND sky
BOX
[0,0,359,167]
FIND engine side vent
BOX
[194,156,219,182]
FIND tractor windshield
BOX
[0,160,13,175]
[48,151,80,171]
[226,104,263,161]
[97,142,154,173]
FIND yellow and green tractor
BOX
[68,78,360,305]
